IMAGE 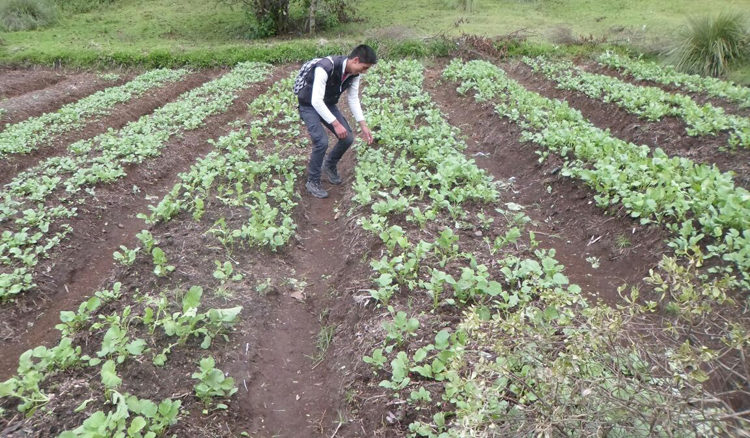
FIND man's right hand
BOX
[332,120,348,139]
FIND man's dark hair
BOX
[349,44,377,64]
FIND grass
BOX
[351,0,748,44]
[0,0,58,31]
[669,12,749,77]
[0,0,748,82]
[615,234,632,249]
[309,324,335,367]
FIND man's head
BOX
[347,44,377,75]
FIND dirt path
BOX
[424,64,669,305]
[225,143,357,437]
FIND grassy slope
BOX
[0,0,355,65]
[353,0,749,40]
[0,0,749,81]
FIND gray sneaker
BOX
[305,180,328,198]
[323,164,342,185]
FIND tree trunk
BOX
[308,0,317,35]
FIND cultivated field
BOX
[1,50,748,436]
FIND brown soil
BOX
[508,60,750,188]
[0,63,352,438]
[0,72,132,127]
[231,156,357,437]
[0,71,215,186]
[0,66,69,100]
[1,59,747,436]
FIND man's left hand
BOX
[359,121,374,145]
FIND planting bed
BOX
[0,55,748,437]
[0,71,131,126]
[509,60,750,187]
[0,67,70,100]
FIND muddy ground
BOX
[0,59,747,436]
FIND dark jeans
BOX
[298,103,354,184]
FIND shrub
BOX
[670,13,749,77]
[0,0,58,31]
[219,0,290,38]
[291,0,356,34]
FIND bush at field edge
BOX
[0,0,58,31]
[670,12,749,78]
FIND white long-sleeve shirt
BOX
[310,58,365,124]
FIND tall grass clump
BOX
[0,0,58,31]
[54,0,115,13]
[670,13,749,77]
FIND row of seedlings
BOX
[441,59,748,433]
[0,62,272,299]
[597,51,750,108]
[522,56,750,149]
[346,60,738,436]
[444,59,750,288]
[0,68,189,156]
[0,74,306,436]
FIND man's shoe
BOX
[305,181,329,198]
[323,164,342,185]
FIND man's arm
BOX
[311,66,348,139]
[311,66,336,124]
[347,77,374,144]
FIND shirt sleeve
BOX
[310,66,337,124]
[347,76,365,123]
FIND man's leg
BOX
[321,105,354,184]
[299,104,329,198]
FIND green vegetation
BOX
[0,0,58,31]
[191,356,237,410]
[523,56,750,148]
[445,59,750,287]
[0,66,313,431]
[0,62,271,299]
[58,392,181,437]
[670,12,749,77]
[0,68,188,156]
[0,0,748,83]
[55,0,115,14]
[352,59,743,436]
[598,51,750,107]
[215,0,356,38]
[1,1,749,435]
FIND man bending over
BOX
[296,44,377,199]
